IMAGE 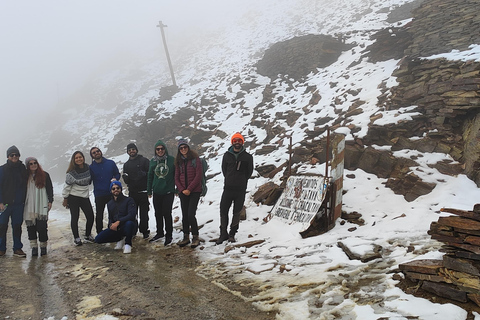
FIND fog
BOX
[0,0,239,159]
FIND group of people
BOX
[0,133,254,257]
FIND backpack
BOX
[192,157,208,197]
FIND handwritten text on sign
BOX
[271,176,327,230]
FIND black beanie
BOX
[6,145,20,158]
[127,143,138,152]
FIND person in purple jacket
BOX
[174,138,203,248]
[89,147,120,234]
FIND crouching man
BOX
[95,181,137,254]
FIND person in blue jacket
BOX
[89,147,120,234]
[95,181,137,254]
[0,145,28,257]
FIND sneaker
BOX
[74,238,83,246]
[164,236,172,246]
[13,249,27,257]
[40,247,47,256]
[149,233,164,243]
[31,247,39,257]
[84,235,95,243]
[215,234,229,245]
[0,251,5,257]
[228,235,236,243]
[114,238,125,250]
[123,244,132,254]
[143,230,150,240]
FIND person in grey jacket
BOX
[62,151,95,246]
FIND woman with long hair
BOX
[174,138,202,248]
[62,151,95,246]
[23,157,54,256]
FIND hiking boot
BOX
[13,249,27,257]
[191,235,200,248]
[149,233,164,243]
[228,235,236,243]
[164,236,172,246]
[74,238,83,246]
[84,234,95,243]
[114,238,125,250]
[177,234,190,247]
[40,247,47,256]
[31,247,39,257]
[215,234,229,245]
[123,244,132,254]
[143,230,150,240]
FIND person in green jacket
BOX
[147,140,175,246]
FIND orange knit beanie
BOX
[231,132,245,144]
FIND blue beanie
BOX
[110,180,122,190]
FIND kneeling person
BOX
[95,181,137,254]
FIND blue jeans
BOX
[0,203,24,251]
[95,220,136,246]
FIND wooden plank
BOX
[399,259,443,275]
[421,281,468,303]
[441,208,480,222]
[404,271,446,283]
[437,216,480,231]
[443,255,480,277]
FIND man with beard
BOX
[122,143,150,239]
[89,147,120,235]
[216,133,254,245]
[0,146,28,257]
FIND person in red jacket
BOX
[174,138,203,248]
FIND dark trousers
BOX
[68,195,94,239]
[179,192,201,236]
[130,192,150,234]
[0,203,23,251]
[152,193,174,238]
[94,194,111,234]
[219,188,246,236]
[95,220,136,246]
[27,220,48,242]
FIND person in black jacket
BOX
[0,146,28,257]
[23,157,54,256]
[95,181,138,254]
[216,133,254,244]
[122,143,150,239]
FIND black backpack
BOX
[192,157,208,197]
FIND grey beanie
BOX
[177,138,189,149]
[6,145,20,158]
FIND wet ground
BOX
[0,213,276,320]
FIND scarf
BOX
[24,175,49,226]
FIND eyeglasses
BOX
[29,162,38,166]
[179,145,188,150]
[156,147,165,151]
[111,186,121,191]
[8,153,19,158]
[232,139,243,144]
[92,150,101,154]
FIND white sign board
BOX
[270,175,328,232]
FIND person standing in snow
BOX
[89,147,120,235]
[95,181,137,254]
[62,151,95,246]
[216,133,254,244]
[0,146,28,257]
[147,140,175,246]
[122,143,150,239]
[174,138,202,248]
[23,157,53,256]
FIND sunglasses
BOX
[8,153,19,158]
[156,147,165,151]
[92,150,101,154]
[232,139,243,144]
[179,145,188,150]
[111,186,121,191]
[29,162,38,166]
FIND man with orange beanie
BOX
[216,133,254,244]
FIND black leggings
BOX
[68,195,94,239]
[27,220,48,242]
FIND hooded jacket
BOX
[222,146,254,191]
[147,140,175,195]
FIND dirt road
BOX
[0,212,276,320]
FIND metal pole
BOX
[156,21,177,87]
[289,136,292,177]
[325,126,330,178]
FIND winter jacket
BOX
[0,160,28,205]
[106,193,137,228]
[90,157,120,197]
[62,164,92,199]
[175,157,202,193]
[222,146,254,191]
[147,140,175,196]
[122,154,149,193]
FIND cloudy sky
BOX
[0,0,234,154]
